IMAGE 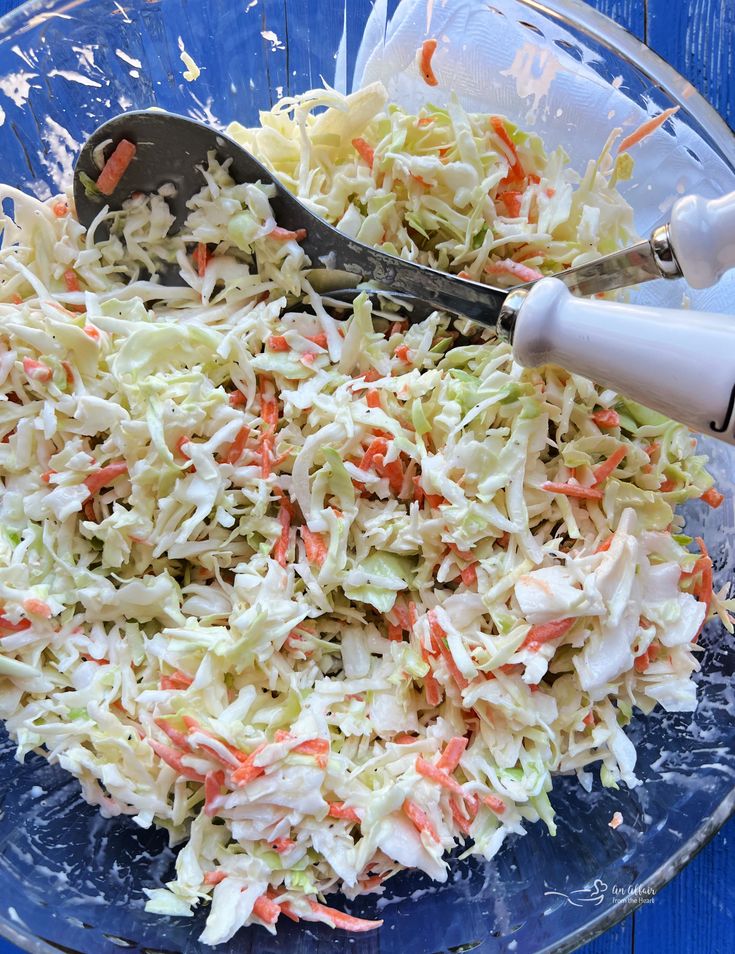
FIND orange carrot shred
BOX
[541,481,603,501]
[269,225,307,241]
[403,797,439,841]
[96,139,137,195]
[591,408,620,429]
[592,445,627,485]
[490,116,524,184]
[521,617,574,652]
[84,461,128,496]
[64,269,81,293]
[328,802,361,824]
[352,137,375,171]
[701,487,725,509]
[419,38,439,87]
[618,106,680,154]
[437,736,468,772]
[225,425,251,465]
[268,334,290,351]
[302,527,328,566]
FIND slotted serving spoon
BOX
[74,111,735,444]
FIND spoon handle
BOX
[669,190,735,289]
[502,277,735,444]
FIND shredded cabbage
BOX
[0,84,729,943]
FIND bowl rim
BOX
[0,0,733,953]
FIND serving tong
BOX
[74,111,735,445]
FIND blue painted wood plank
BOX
[648,0,735,129]
[584,0,645,40]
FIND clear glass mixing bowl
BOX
[0,1,734,952]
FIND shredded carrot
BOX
[307,900,383,932]
[154,717,190,750]
[582,711,595,727]
[146,738,205,782]
[424,669,443,706]
[403,797,439,841]
[490,116,524,183]
[592,445,627,485]
[0,616,31,634]
[428,610,469,690]
[41,469,57,484]
[96,138,137,195]
[416,755,468,799]
[204,869,227,885]
[634,650,651,674]
[160,669,193,691]
[387,622,404,641]
[359,436,389,472]
[521,617,574,652]
[418,38,439,86]
[351,137,375,171]
[451,798,473,835]
[457,270,473,280]
[701,487,725,509]
[272,502,291,567]
[500,190,523,217]
[426,493,445,508]
[23,357,52,383]
[193,242,210,278]
[328,802,361,824]
[204,770,225,817]
[365,389,381,409]
[83,324,100,340]
[659,478,677,493]
[269,225,307,241]
[305,332,328,349]
[22,598,51,619]
[52,199,68,217]
[183,716,252,766]
[485,258,543,283]
[541,480,603,500]
[618,106,680,154]
[64,269,81,293]
[229,389,247,407]
[175,435,191,461]
[595,537,613,554]
[302,527,328,566]
[291,738,329,761]
[84,461,128,496]
[481,793,506,815]
[267,334,290,351]
[272,837,296,853]
[693,536,713,640]
[225,425,251,465]
[230,744,268,786]
[460,563,478,587]
[591,408,620,429]
[394,343,411,362]
[394,733,418,744]
[253,895,281,926]
[417,116,434,127]
[437,736,468,772]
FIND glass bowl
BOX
[0,1,734,953]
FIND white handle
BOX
[511,277,735,443]
[669,190,735,289]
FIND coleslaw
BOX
[0,83,730,943]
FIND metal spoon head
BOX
[73,110,288,234]
[73,110,507,326]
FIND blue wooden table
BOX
[0,1,733,952]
